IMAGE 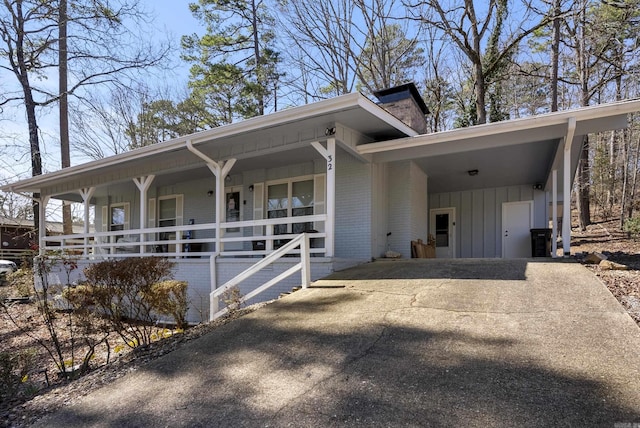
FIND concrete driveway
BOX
[34,259,640,427]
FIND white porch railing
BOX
[40,214,327,259]
[209,233,311,321]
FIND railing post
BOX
[301,233,311,289]
[266,224,274,251]
[209,254,218,321]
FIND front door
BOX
[224,186,243,251]
[430,208,455,258]
[502,201,534,258]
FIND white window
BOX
[157,195,183,253]
[267,178,315,235]
[110,205,127,232]
[101,202,130,234]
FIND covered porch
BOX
[2,91,417,322]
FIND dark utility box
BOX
[530,228,552,257]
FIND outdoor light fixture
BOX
[249,185,254,192]
[225,175,232,182]
[325,127,336,136]
[207,190,214,197]
[467,169,479,176]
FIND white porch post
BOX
[185,140,236,323]
[213,159,236,254]
[311,138,335,257]
[79,187,95,256]
[133,176,155,254]
[551,170,558,258]
[563,118,576,257]
[38,196,49,255]
[185,140,236,255]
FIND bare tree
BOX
[352,0,424,94]
[0,0,170,232]
[278,0,357,97]
[405,0,552,124]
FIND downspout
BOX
[563,118,577,257]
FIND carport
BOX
[359,100,640,257]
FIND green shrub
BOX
[623,216,640,238]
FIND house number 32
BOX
[328,155,333,170]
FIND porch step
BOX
[279,286,303,299]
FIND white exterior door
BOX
[502,201,534,258]
[224,186,243,251]
[430,208,455,258]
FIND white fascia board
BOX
[4,92,411,193]
[358,98,640,155]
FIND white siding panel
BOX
[409,162,429,243]
[430,184,546,258]
[460,192,472,258]
[335,148,373,260]
[483,189,497,257]
[472,190,484,257]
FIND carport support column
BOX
[551,171,558,258]
[133,176,155,254]
[79,187,95,256]
[311,138,335,257]
[563,118,576,257]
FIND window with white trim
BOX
[110,204,127,232]
[157,195,183,253]
[267,178,315,235]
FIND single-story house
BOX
[3,84,640,322]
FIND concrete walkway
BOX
[34,259,640,427]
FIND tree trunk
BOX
[14,2,43,235]
[628,132,640,221]
[550,0,560,112]
[575,2,590,230]
[620,130,629,228]
[577,134,591,231]
[59,0,73,235]
[250,0,264,116]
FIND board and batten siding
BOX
[429,185,548,258]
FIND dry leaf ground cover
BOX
[1,218,640,427]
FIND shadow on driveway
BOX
[33,260,640,427]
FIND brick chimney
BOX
[373,83,429,134]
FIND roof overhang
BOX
[359,99,640,194]
[2,93,416,198]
